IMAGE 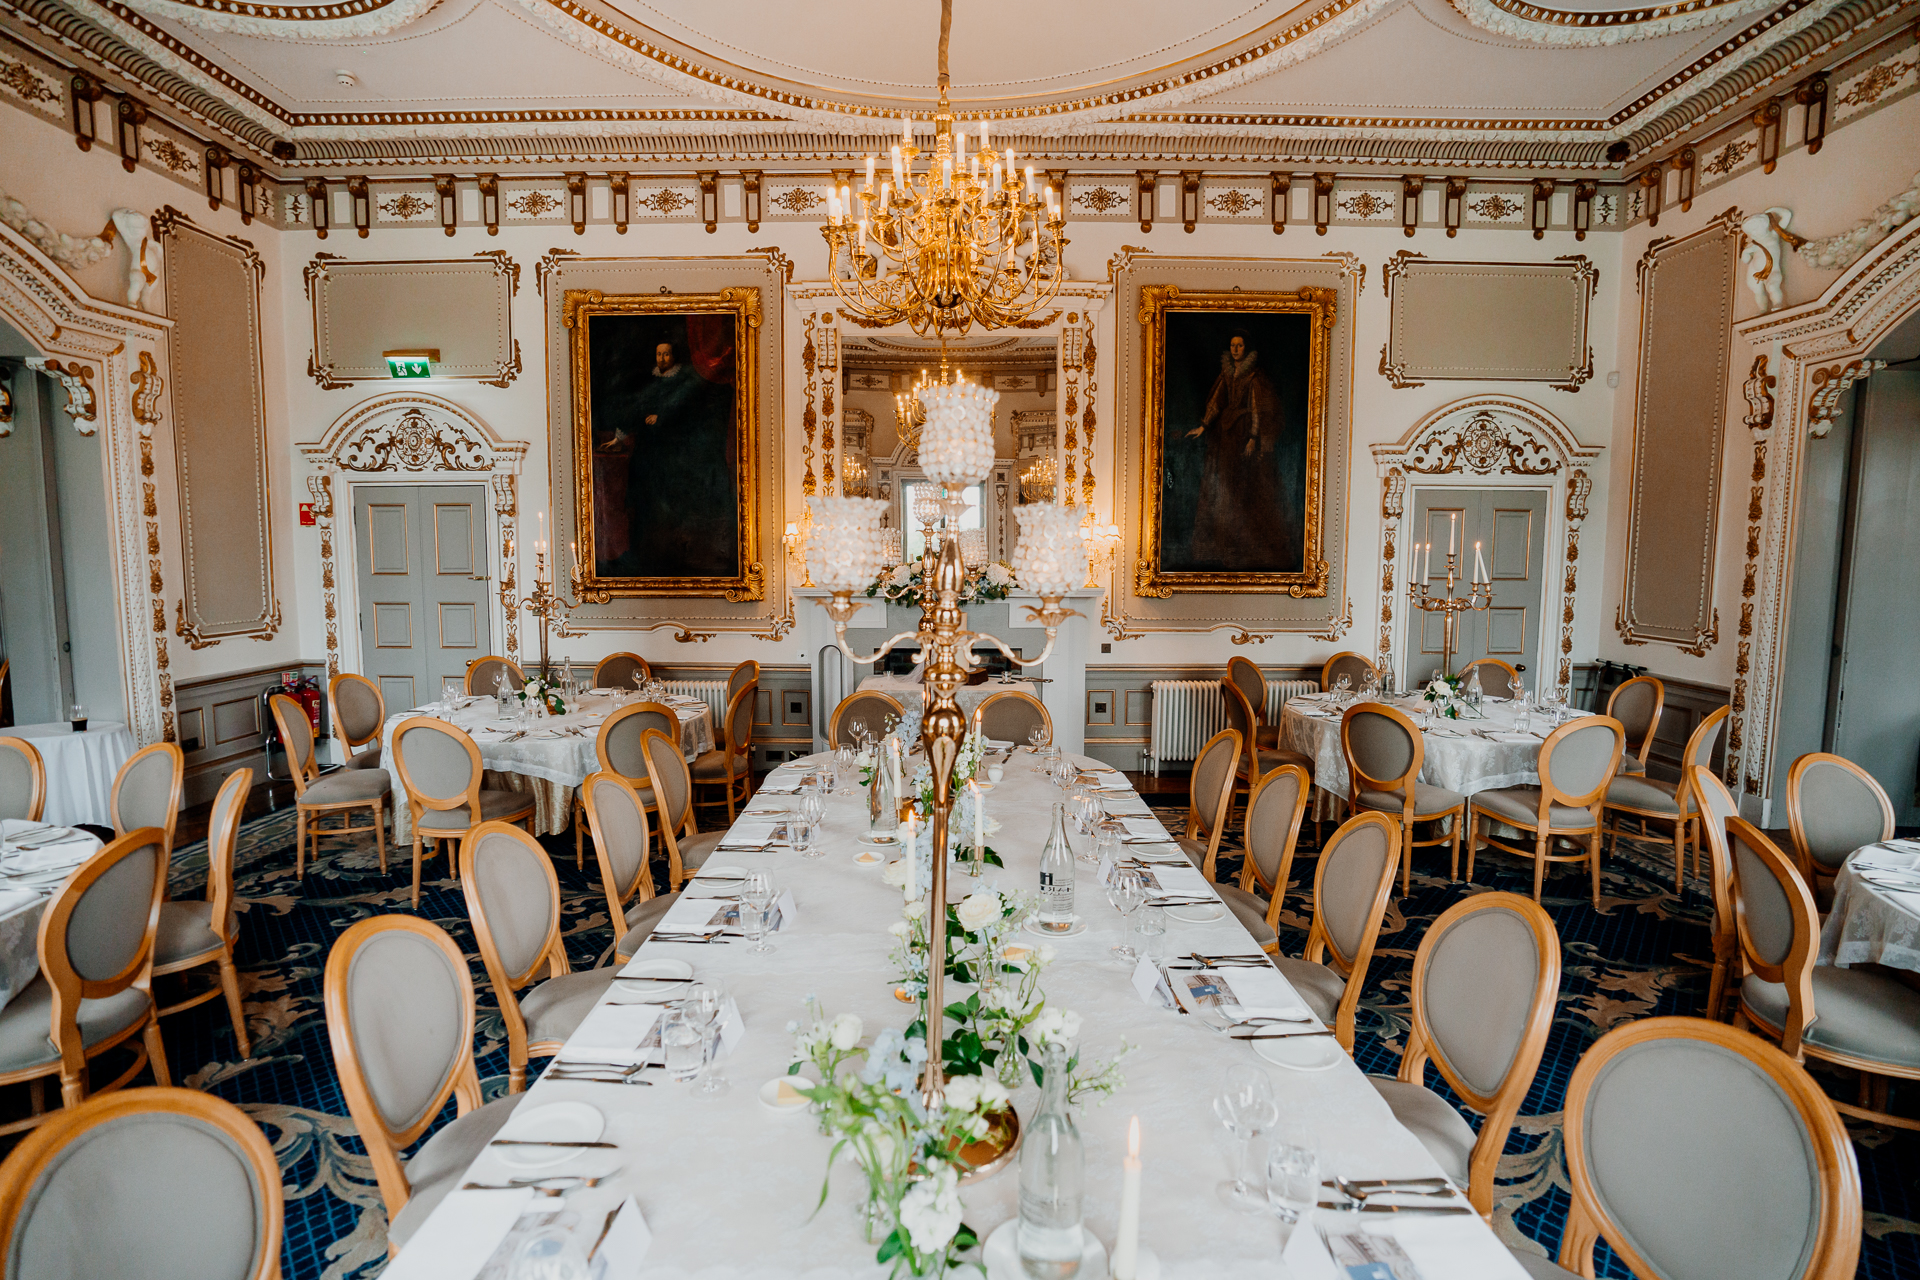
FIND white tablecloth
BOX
[1818,840,1920,973]
[0,820,104,1010]
[380,695,715,843]
[5,721,135,828]
[393,750,1528,1279]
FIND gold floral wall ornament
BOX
[508,191,564,217]
[1074,187,1128,214]
[339,407,491,471]
[490,472,519,662]
[1338,191,1394,220]
[306,473,341,676]
[26,358,98,428]
[380,192,433,220]
[1080,322,1099,509]
[1206,190,1261,216]
[1701,138,1756,176]
[1807,358,1886,437]
[770,188,824,213]
[129,350,164,426]
[1469,194,1524,221]
[145,135,197,175]
[801,314,819,496]
[1835,57,1915,110]
[0,57,59,106]
[637,189,695,215]
[1403,410,1560,475]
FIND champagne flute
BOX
[1214,1065,1280,1212]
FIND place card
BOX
[769,888,797,932]
[588,1197,653,1279]
[715,996,747,1057]
[1131,955,1175,1009]
[1319,1227,1427,1280]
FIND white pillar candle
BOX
[1113,1116,1142,1279]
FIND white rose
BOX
[889,565,914,586]
[986,563,1013,586]
[882,858,910,887]
[903,900,928,921]
[975,1075,1011,1111]
[829,1013,863,1051]
[897,1168,962,1253]
[1036,944,1058,967]
[955,890,1002,931]
[887,920,910,938]
[942,1076,981,1112]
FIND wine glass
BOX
[741,871,776,955]
[1093,820,1123,869]
[1027,725,1047,754]
[683,981,731,1095]
[1107,871,1147,961]
[1508,672,1526,704]
[1266,1128,1320,1231]
[1214,1065,1280,1212]
[442,679,463,712]
[1331,674,1352,707]
[834,746,858,795]
[1358,668,1379,701]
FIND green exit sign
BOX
[384,349,439,379]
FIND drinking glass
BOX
[741,871,776,955]
[1134,905,1168,960]
[508,1224,591,1280]
[684,981,730,1095]
[790,812,818,859]
[802,790,828,830]
[1331,674,1352,707]
[1266,1130,1320,1230]
[1069,785,1099,836]
[661,1010,705,1083]
[1027,725,1047,753]
[1093,820,1123,869]
[69,703,87,733]
[1107,871,1147,961]
[442,679,463,711]
[1214,1065,1280,1212]
[1508,673,1526,704]
[834,746,858,794]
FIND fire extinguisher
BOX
[293,677,324,734]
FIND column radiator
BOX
[1147,679,1320,770]
[659,680,727,724]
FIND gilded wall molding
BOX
[306,251,521,388]
[22,357,98,429]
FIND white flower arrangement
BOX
[516,676,565,715]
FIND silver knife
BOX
[489,1138,619,1149]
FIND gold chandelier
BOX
[821,0,1067,338]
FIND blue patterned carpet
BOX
[14,790,1917,1278]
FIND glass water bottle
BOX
[1038,803,1075,930]
[871,742,900,842]
[1018,1041,1085,1278]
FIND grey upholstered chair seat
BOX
[1366,1076,1477,1186]
[1176,838,1210,871]
[1218,885,1277,947]
[1271,957,1343,1024]
[1618,757,1646,777]
[154,900,223,966]
[345,744,384,771]
[0,978,151,1072]
[1358,782,1466,818]
[1604,775,1678,814]
[1252,724,1280,750]
[1741,968,1920,1068]
[676,831,726,871]
[1507,1247,1578,1279]
[387,1093,526,1247]
[1249,746,1314,775]
[419,789,533,830]
[1472,787,1597,831]
[614,893,679,961]
[689,750,750,782]
[519,969,619,1046]
[300,768,392,805]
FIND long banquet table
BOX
[391,748,1529,1279]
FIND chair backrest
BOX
[724,681,756,758]
[1220,680,1264,783]
[323,915,480,1222]
[1557,1016,1860,1280]
[597,702,674,782]
[828,691,904,748]
[1402,892,1559,1213]
[0,735,46,822]
[1341,703,1421,796]
[1303,811,1401,1049]
[205,768,251,943]
[1726,816,1820,1053]
[1605,675,1665,764]
[327,673,386,753]
[1786,753,1894,875]
[1674,706,1731,817]
[726,660,760,704]
[1537,717,1623,810]
[460,822,565,998]
[0,1086,284,1280]
[973,690,1050,747]
[639,727,698,882]
[1459,657,1520,695]
[581,771,654,920]
[391,717,483,825]
[39,829,168,1074]
[267,695,316,797]
[111,742,183,851]
[465,654,526,694]
[1226,657,1268,724]
[1243,764,1309,899]
[1689,765,1741,938]
[594,652,650,689]
[1188,727,1240,839]
[1320,651,1376,692]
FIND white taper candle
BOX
[1113,1116,1142,1279]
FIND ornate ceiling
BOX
[2,0,1910,173]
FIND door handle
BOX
[470,575,492,582]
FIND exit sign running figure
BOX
[384,349,439,378]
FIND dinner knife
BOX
[489,1138,619,1149]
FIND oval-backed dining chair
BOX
[390,717,535,908]
[639,727,727,889]
[1226,656,1280,748]
[0,829,172,1136]
[580,771,677,965]
[1727,815,1920,1133]
[1688,765,1745,1022]
[1604,674,1665,777]
[1221,678,1314,830]
[572,700,670,870]
[828,692,906,749]
[1467,716,1624,905]
[323,915,524,1254]
[725,659,760,707]
[1602,705,1730,893]
[0,735,46,821]
[1320,651,1377,694]
[1216,764,1310,953]
[0,1086,284,1280]
[271,693,389,881]
[459,821,615,1093]
[1369,892,1560,1216]
[1341,701,1466,893]
[464,654,525,696]
[1458,657,1521,698]
[973,689,1052,749]
[1785,752,1894,898]
[111,741,184,857]
[1510,1016,1860,1280]
[593,652,650,690]
[692,682,756,822]
[152,767,252,1058]
[1274,810,1401,1052]
[328,673,388,773]
[1176,728,1242,882]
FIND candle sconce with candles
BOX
[501,512,582,679]
[1407,522,1494,679]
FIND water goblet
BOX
[1093,820,1123,870]
[1331,673,1352,707]
[801,790,827,828]
[1214,1065,1280,1212]
[741,871,776,955]
[1107,871,1147,961]
[683,981,731,1095]
[661,1009,705,1083]
[834,746,858,795]
[1265,1128,1320,1233]
[1026,725,1047,754]
[442,679,464,711]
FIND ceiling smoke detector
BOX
[335,70,358,87]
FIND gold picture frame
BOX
[564,286,765,601]
[1134,283,1336,597]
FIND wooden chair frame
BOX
[464,654,526,695]
[1686,765,1743,1023]
[1301,810,1402,1051]
[1466,716,1623,905]
[272,694,385,881]
[1184,727,1242,882]
[1458,657,1521,696]
[1226,656,1279,748]
[693,682,756,822]
[1320,651,1378,693]
[1221,679,1315,830]
[580,771,660,963]
[829,691,906,748]
[110,740,184,855]
[390,716,534,908]
[0,734,47,821]
[0,1086,284,1280]
[571,700,669,870]
[1602,705,1730,893]
[1234,763,1311,951]
[1397,892,1559,1216]
[972,689,1053,748]
[1341,701,1464,893]
[323,915,482,1240]
[1785,751,1894,893]
[1555,1016,1861,1280]
[0,829,172,1135]
[640,726,705,889]
[726,659,761,706]
[327,672,387,764]
[1727,815,1920,1132]
[1604,674,1666,773]
[459,821,576,1092]
[593,652,651,689]
[152,767,252,1057]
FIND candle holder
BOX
[1407,550,1493,678]
[499,549,577,680]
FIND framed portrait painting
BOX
[564,287,764,601]
[1134,285,1335,597]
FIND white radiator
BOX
[1147,678,1320,770]
[660,680,727,724]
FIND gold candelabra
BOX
[1408,547,1493,678]
[500,547,576,679]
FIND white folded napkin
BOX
[717,821,783,849]
[658,896,735,935]
[556,1001,665,1066]
[1219,968,1313,1022]
[982,739,1014,751]
[1120,817,1173,840]
[1143,864,1213,896]
[381,1188,535,1280]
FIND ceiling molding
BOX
[113,0,437,39]
[1449,0,1779,44]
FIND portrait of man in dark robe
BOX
[1157,310,1311,574]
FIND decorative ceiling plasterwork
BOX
[1448,0,1779,44]
[113,0,437,39]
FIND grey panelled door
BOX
[1409,488,1548,690]
[353,485,492,711]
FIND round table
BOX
[1818,839,1920,973]
[4,721,136,827]
[0,819,105,1010]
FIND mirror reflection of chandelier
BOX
[1019,453,1057,505]
[819,0,1067,338]
[892,366,953,458]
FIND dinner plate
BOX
[1164,902,1225,923]
[491,1100,605,1169]
[685,866,748,897]
[1251,1034,1343,1072]
[619,957,694,981]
